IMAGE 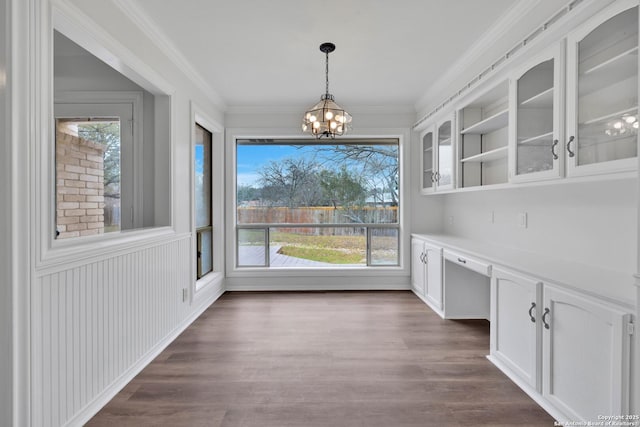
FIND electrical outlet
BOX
[490,211,495,224]
[182,288,188,302]
[518,212,528,228]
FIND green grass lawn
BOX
[271,231,366,264]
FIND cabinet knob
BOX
[566,136,575,158]
[551,139,559,160]
[457,257,466,264]
[542,307,551,330]
[528,302,536,323]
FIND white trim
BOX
[226,275,410,291]
[414,0,542,113]
[67,280,225,427]
[190,101,225,301]
[111,0,226,110]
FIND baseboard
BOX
[66,280,225,427]
[226,275,411,291]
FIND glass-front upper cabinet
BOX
[436,117,455,191]
[509,44,564,183]
[420,127,435,193]
[566,0,638,177]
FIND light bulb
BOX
[313,121,320,129]
[302,124,308,131]
[337,125,343,133]
[310,115,317,122]
[613,121,623,129]
[634,122,639,129]
[624,115,637,124]
[305,112,311,120]
[335,114,343,123]
[330,121,337,129]
[325,111,334,120]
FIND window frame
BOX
[226,129,409,278]
[194,123,213,279]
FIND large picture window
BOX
[236,139,399,267]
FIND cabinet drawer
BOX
[444,250,492,276]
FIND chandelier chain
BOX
[325,51,330,95]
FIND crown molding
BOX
[225,104,416,116]
[414,0,541,114]
[111,0,227,110]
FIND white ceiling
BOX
[116,0,562,112]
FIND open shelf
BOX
[520,87,553,108]
[582,46,638,75]
[518,132,553,145]
[461,146,508,163]
[461,109,508,135]
[582,106,638,125]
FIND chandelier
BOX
[302,42,352,138]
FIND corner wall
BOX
[0,0,11,423]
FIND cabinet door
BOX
[510,44,564,183]
[411,239,426,296]
[420,128,435,193]
[490,268,542,390]
[424,243,442,310]
[435,117,455,191]
[566,0,638,177]
[542,286,631,421]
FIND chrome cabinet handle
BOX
[528,302,536,323]
[434,171,440,183]
[542,307,550,330]
[423,253,428,264]
[457,257,466,264]
[566,136,575,158]
[551,139,559,160]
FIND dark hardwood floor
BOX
[87,291,555,427]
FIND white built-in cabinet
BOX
[509,44,564,182]
[420,116,455,193]
[412,235,634,423]
[411,237,443,314]
[458,81,509,188]
[490,268,542,389]
[418,0,639,191]
[566,0,639,177]
[542,286,632,422]
[490,267,632,423]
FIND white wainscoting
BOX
[30,234,221,427]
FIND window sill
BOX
[37,226,184,273]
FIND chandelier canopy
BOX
[302,42,352,139]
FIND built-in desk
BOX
[410,233,636,424]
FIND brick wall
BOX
[56,130,106,239]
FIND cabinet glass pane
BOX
[577,7,638,166]
[197,229,213,278]
[438,121,452,186]
[422,132,433,188]
[517,59,555,175]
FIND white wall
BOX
[0,0,11,423]
[7,0,227,425]
[440,179,637,277]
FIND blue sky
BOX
[237,144,316,186]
